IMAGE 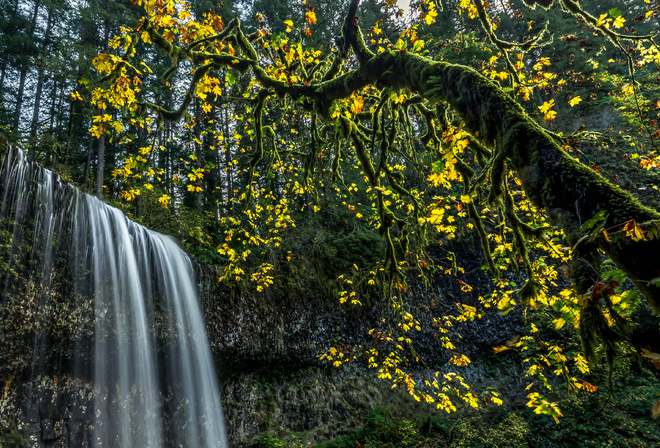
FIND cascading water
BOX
[0,146,227,447]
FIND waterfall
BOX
[0,147,227,447]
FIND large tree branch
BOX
[277,49,660,308]
[137,8,660,309]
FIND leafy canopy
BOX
[78,0,660,419]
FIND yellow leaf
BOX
[538,99,555,114]
[428,208,444,224]
[449,354,471,366]
[425,9,437,25]
[581,381,598,393]
[543,110,557,123]
[305,11,317,25]
[492,345,510,353]
[623,219,647,242]
[163,29,176,43]
[622,84,634,96]
[568,96,582,107]
[613,16,625,29]
[350,96,364,114]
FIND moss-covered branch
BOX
[128,0,660,309]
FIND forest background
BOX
[2,0,660,445]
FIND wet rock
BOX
[41,418,57,442]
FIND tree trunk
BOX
[84,127,93,191]
[64,99,74,166]
[96,0,111,199]
[49,79,57,130]
[212,108,223,220]
[223,114,233,203]
[13,0,43,132]
[0,59,6,102]
[194,99,203,208]
[28,5,54,159]
[96,135,105,198]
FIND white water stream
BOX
[1,148,227,447]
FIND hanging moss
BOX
[131,0,660,308]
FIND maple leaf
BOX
[585,280,619,301]
[427,208,444,224]
[568,96,582,107]
[538,100,556,123]
[158,194,170,208]
[543,110,557,123]
[538,99,555,114]
[613,16,625,29]
[163,29,176,43]
[623,219,647,241]
[305,11,316,25]
[283,19,294,33]
[350,96,364,114]
[425,2,438,25]
[160,14,175,28]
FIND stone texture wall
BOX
[0,255,528,447]
[199,262,526,447]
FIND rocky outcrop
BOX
[0,145,531,448]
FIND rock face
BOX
[0,247,524,448]
[0,146,527,447]
[197,249,527,446]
